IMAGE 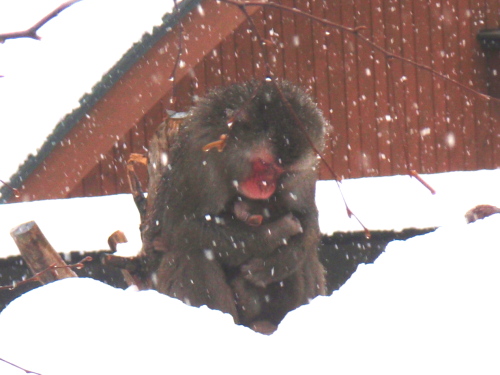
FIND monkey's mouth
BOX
[238,158,283,200]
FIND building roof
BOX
[0,0,201,203]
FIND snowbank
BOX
[1,169,498,258]
[1,214,499,375]
[317,169,500,233]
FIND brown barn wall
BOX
[69,0,500,199]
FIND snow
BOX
[0,169,499,374]
[0,0,176,179]
[2,169,498,258]
[0,194,142,258]
[318,169,500,233]
[0,169,497,257]
[1,213,499,374]
[1,2,499,373]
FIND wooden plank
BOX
[323,0,349,180]
[82,163,102,197]
[469,0,493,169]
[263,3,285,79]
[310,0,334,179]
[280,0,299,83]
[371,0,392,176]
[250,8,267,79]
[192,61,207,100]
[400,0,421,173]
[143,101,164,149]
[491,100,500,167]
[293,0,316,92]
[174,73,194,112]
[485,0,500,28]
[130,123,147,155]
[220,31,238,85]
[355,0,379,176]
[112,138,130,195]
[442,0,465,171]
[413,0,438,173]
[99,149,119,196]
[204,45,224,91]
[234,17,255,82]
[456,0,478,170]
[341,0,362,178]
[66,180,84,198]
[428,0,449,172]
[382,0,407,175]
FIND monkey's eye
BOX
[232,119,263,135]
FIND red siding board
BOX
[324,1,350,180]
[281,0,300,83]
[429,0,451,173]
[400,0,422,173]
[342,0,363,178]
[355,0,379,177]
[57,0,500,201]
[383,0,408,175]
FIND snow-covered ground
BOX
[0,209,499,374]
[0,169,499,374]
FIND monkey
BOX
[465,204,500,223]
[226,194,323,334]
[232,199,267,227]
[146,80,327,333]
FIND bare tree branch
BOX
[220,0,498,104]
[0,179,20,198]
[0,256,92,291]
[0,0,80,43]
[0,357,43,375]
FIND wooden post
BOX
[10,221,77,284]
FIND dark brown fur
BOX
[465,204,500,223]
[146,80,327,332]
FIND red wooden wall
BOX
[69,0,500,198]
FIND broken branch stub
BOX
[10,221,77,284]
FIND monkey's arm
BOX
[240,212,320,286]
[166,213,302,268]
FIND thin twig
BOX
[0,256,92,291]
[229,1,273,79]
[0,0,81,43]
[0,179,20,198]
[221,0,497,103]
[0,358,42,375]
[222,0,442,196]
[273,80,371,238]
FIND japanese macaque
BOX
[147,80,327,334]
[465,204,500,223]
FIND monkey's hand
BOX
[256,213,303,255]
[242,250,301,287]
[240,258,269,288]
[241,217,311,287]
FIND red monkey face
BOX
[237,156,284,200]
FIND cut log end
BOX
[10,220,36,236]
